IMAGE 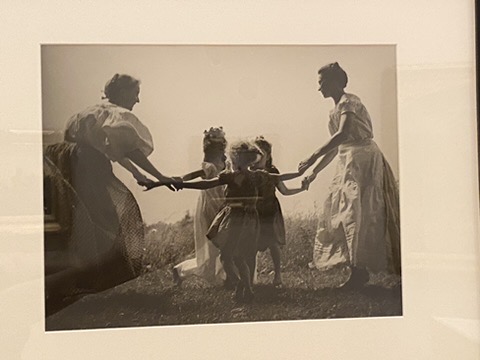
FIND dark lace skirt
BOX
[44,142,145,314]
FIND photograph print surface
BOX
[42,45,402,330]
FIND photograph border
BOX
[0,1,478,359]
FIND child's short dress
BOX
[207,171,267,259]
[312,93,401,275]
[256,166,286,252]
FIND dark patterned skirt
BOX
[44,142,145,313]
[256,197,286,252]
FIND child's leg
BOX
[221,253,239,288]
[235,257,253,302]
[234,276,244,300]
[246,253,257,286]
[269,243,282,286]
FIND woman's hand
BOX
[142,179,181,192]
[153,176,183,191]
[301,178,310,191]
[137,178,156,187]
[301,173,317,190]
[297,163,310,176]
[140,176,182,192]
[298,157,315,174]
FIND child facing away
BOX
[146,140,307,302]
[252,136,306,288]
[172,127,229,287]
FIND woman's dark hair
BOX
[254,136,273,169]
[318,62,348,89]
[103,74,140,104]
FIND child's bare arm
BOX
[268,170,304,182]
[248,167,306,182]
[180,178,222,190]
[144,177,221,191]
[181,169,205,181]
[276,180,306,196]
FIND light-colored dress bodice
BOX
[64,102,153,161]
[328,93,374,142]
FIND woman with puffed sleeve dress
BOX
[44,74,176,312]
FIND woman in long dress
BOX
[300,62,401,288]
[172,127,228,286]
[44,73,176,310]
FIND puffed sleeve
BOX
[337,97,358,116]
[102,108,154,161]
[201,162,218,179]
[64,105,103,144]
[336,95,374,140]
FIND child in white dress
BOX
[172,127,229,286]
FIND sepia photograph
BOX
[1,1,477,359]
[42,45,402,330]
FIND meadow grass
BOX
[46,212,402,330]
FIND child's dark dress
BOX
[206,170,268,259]
[256,166,286,252]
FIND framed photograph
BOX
[41,43,402,327]
[0,1,477,359]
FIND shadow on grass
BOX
[46,289,179,331]
[46,275,403,331]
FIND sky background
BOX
[41,45,398,224]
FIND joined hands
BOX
[298,157,315,174]
[140,176,183,192]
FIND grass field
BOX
[46,212,402,331]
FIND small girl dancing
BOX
[253,136,306,288]
[172,127,229,287]
[148,140,305,302]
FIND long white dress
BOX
[312,93,401,275]
[174,162,226,285]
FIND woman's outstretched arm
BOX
[313,147,338,173]
[298,113,352,173]
[125,149,176,183]
[117,157,152,184]
[302,148,338,189]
